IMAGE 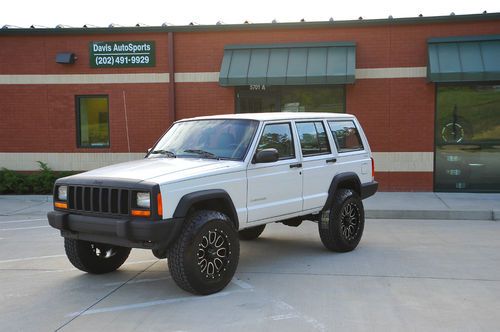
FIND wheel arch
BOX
[173,189,239,229]
[322,172,361,211]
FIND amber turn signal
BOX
[157,193,163,217]
[54,201,68,209]
[131,209,151,217]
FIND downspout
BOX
[168,31,176,122]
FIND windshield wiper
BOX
[183,149,219,159]
[150,149,176,158]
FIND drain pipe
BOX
[168,31,176,122]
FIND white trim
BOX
[0,67,426,85]
[0,73,169,85]
[0,152,433,172]
[0,153,145,171]
[355,67,427,79]
[175,67,427,83]
[372,152,434,172]
[175,72,219,82]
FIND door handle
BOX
[326,158,337,163]
[290,163,302,168]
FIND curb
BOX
[366,209,498,221]
[0,195,53,203]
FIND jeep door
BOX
[246,122,303,222]
[294,120,336,211]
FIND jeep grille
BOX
[67,186,132,216]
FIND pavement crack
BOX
[239,271,500,283]
[55,260,158,331]
[434,193,451,209]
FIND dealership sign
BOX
[89,41,156,68]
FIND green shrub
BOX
[0,161,76,195]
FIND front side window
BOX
[150,119,258,160]
[257,123,295,159]
[296,121,331,156]
[328,120,364,153]
[77,96,109,148]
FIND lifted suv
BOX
[48,112,377,295]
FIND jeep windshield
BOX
[149,119,259,161]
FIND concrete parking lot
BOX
[1,198,500,331]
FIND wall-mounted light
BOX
[56,52,77,64]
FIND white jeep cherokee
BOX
[48,112,377,295]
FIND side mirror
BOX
[253,148,279,163]
[147,147,152,153]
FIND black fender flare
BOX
[322,172,361,211]
[173,189,239,229]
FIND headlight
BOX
[58,186,68,201]
[136,192,151,208]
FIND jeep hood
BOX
[67,157,242,184]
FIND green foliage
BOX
[0,161,76,195]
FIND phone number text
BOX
[94,55,151,66]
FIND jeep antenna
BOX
[122,91,132,159]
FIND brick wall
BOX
[0,33,169,74]
[1,18,500,190]
[0,84,170,153]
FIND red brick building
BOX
[1,13,500,192]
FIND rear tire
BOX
[239,224,266,240]
[64,238,131,274]
[318,189,364,252]
[168,210,239,295]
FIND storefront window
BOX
[76,96,110,148]
[435,85,500,192]
[236,85,344,114]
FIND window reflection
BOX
[435,85,500,192]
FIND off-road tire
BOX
[239,224,266,240]
[152,248,168,259]
[64,238,131,274]
[168,210,240,295]
[318,189,364,252]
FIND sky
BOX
[2,0,500,28]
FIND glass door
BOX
[236,90,280,113]
[435,84,500,192]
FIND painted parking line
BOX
[231,278,254,289]
[41,259,160,274]
[0,254,66,264]
[0,218,46,224]
[104,276,171,287]
[66,288,250,317]
[0,226,50,231]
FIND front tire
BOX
[168,210,240,295]
[239,224,266,240]
[64,238,131,274]
[318,189,365,252]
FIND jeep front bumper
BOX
[47,211,183,249]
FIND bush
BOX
[0,161,75,195]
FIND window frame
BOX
[327,120,365,153]
[295,120,332,157]
[256,122,296,161]
[75,95,110,149]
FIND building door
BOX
[435,84,500,192]
[236,90,280,113]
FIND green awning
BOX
[427,35,500,82]
[219,42,356,86]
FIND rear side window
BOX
[295,121,331,156]
[328,120,364,153]
[257,123,295,159]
